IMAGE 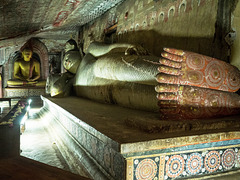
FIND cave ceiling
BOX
[0,0,124,48]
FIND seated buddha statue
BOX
[7,47,46,87]
[47,39,240,120]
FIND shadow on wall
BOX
[116,29,225,61]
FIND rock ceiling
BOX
[0,0,124,47]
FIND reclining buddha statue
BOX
[47,39,240,120]
[7,47,46,87]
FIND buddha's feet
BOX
[155,84,240,119]
[7,79,46,87]
[156,48,240,92]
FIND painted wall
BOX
[231,0,240,70]
[80,0,219,58]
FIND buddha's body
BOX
[7,48,45,87]
[13,58,40,81]
[74,52,159,111]
[47,40,240,120]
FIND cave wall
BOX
[80,0,218,58]
[79,0,240,69]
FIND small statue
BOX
[7,47,45,87]
[47,39,240,120]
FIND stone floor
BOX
[20,108,71,172]
[20,108,91,179]
[0,157,90,180]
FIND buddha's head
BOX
[65,39,79,52]
[22,48,33,61]
[63,51,81,74]
[63,39,81,74]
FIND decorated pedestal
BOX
[5,87,46,98]
[125,133,240,180]
[39,96,240,180]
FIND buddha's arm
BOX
[29,60,40,81]
[86,42,112,57]
[86,42,148,57]
[13,61,26,81]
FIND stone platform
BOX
[40,96,240,180]
[5,87,46,98]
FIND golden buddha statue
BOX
[7,48,46,87]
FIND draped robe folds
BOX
[73,52,160,112]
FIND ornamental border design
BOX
[131,144,240,180]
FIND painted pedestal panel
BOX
[126,138,240,179]
[5,87,46,97]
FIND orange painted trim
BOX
[122,135,240,155]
